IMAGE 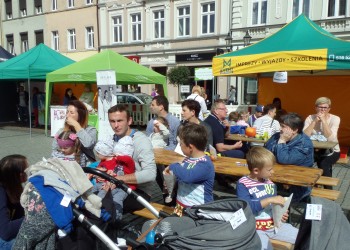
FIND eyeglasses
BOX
[317,106,330,110]
[217,107,228,111]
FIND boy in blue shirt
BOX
[237,146,298,250]
[164,123,215,216]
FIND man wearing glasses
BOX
[204,99,245,158]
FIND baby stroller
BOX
[12,158,170,250]
[136,198,261,250]
[294,196,350,250]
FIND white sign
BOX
[195,67,213,80]
[273,71,288,83]
[96,70,117,140]
[180,85,190,93]
[305,204,322,220]
[50,106,67,136]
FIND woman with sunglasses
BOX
[303,97,340,188]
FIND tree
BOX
[167,66,190,86]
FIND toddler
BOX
[228,111,239,125]
[236,111,250,127]
[149,117,170,149]
[53,131,86,167]
[93,137,136,220]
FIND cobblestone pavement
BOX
[1,125,349,221]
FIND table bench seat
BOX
[311,187,341,200]
[315,176,339,187]
[270,239,294,250]
[132,202,174,219]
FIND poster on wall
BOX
[96,70,117,140]
[50,106,67,136]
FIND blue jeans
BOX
[0,237,15,250]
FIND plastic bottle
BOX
[115,164,124,176]
[145,230,156,245]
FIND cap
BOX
[255,105,264,113]
[94,140,114,157]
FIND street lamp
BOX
[243,30,252,47]
[225,31,233,52]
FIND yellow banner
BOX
[213,49,328,76]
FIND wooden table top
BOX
[227,134,338,149]
[154,148,323,187]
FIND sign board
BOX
[176,52,216,62]
[180,85,190,93]
[273,71,288,83]
[96,70,116,140]
[195,67,213,80]
[50,106,67,136]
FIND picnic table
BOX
[154,148,323,187]
[226,134,338,149]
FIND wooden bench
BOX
[132,202,174,219]
[270,239,294,250]
[315,176,340,187]
[311,187,341,200]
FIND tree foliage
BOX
[167,66,190,86]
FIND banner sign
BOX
[213,49,328,76]
[96,70,116,140]
[195,67,213,80]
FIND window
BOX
[153,10,165,39]
[131,13,142,41]
[112,16,123,43]
[86,0,93,4]
[252,0,267,25]
[178,6,190,37]
[292,0,310,18]
[67,29,76,50]
[52,0,57,10]
[34,0,42,14]
[20,33,29,53]
[5,0,12,19]
[68,0,74,8]
[328,0,346,17]
[35,30,44,45]
[86,27,94,49]
[52,31,59,51]
[19,0,27,17]
[201,2,215,34]
[242,78,258,105]
[6,35,14,55]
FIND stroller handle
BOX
[84,167,170,219]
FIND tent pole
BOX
[27,78,32,138]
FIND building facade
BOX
[98,0,232,104]
[1,0,350,105]
[1,0,99,61]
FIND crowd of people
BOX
[1,84,342,249]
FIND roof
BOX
[0,43,75,80]
[213,14,350,76]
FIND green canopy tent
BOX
[0,43,75,135]
[213,14,350,77]
[45,49,167,135]
[212,14,350,145]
